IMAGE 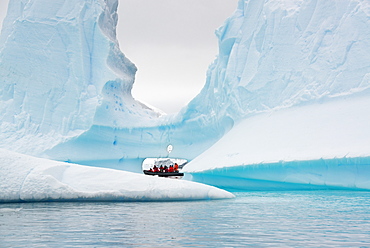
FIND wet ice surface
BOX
[1,191,370,247]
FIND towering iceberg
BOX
[0,0,162,157]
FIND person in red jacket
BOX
[168,165,174,173]
[174,163,179,172]
[153,165,159,172]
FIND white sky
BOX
[0,0,238,113]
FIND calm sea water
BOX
[1,191,370,247]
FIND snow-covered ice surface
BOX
[183,94,370,190]
[185,95,370,172]
[0,149,234,203]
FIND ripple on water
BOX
[1,191,370,247]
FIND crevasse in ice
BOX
[0,0,370,191]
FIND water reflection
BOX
[1,191,370,247]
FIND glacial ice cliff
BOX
[0,0,162,156]
[0,0,370,192]
[183,0,370,120]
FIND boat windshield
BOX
[142,158,188,171]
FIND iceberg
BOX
[182,0,370,190]
[0,0,370,196]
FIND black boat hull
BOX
[143,170,184,178]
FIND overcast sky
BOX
[0,0,238,113]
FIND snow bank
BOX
[183,95,370,190]
[184,94,370,172]
[0,149,234,203]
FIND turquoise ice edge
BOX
[188,156,370,191]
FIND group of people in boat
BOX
[149,163,179,173]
